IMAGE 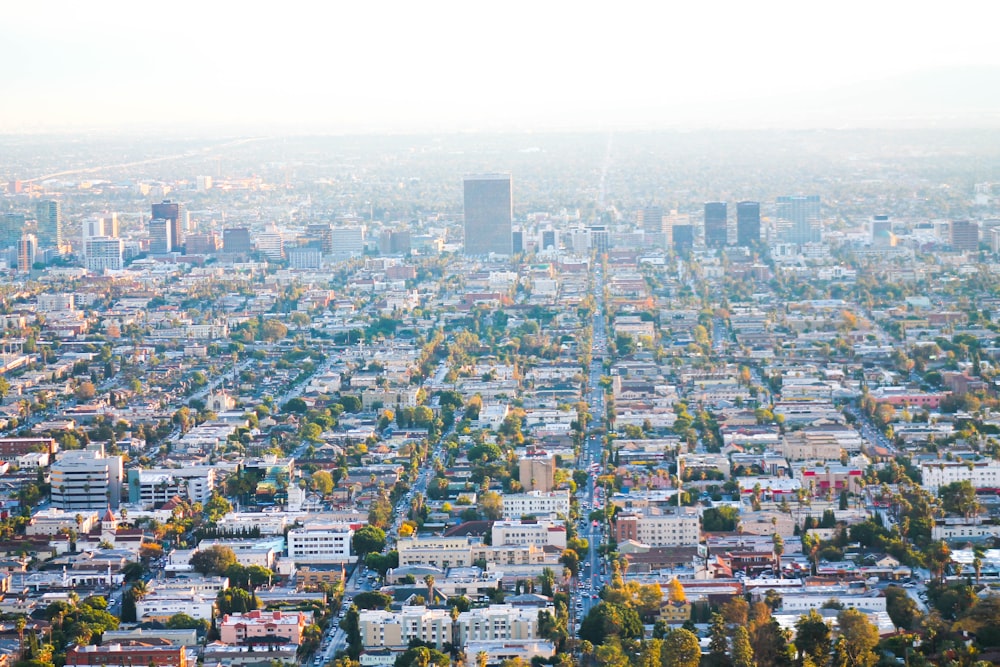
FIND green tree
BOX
[636,638,662,667]
[216,587,259,615]
[352,525,387,557]
[166,613,207,630]
[539,567,556,598]
[190,545,238,575]
[478,491,504,520]
[261,319,289,342]
[559,549,580,577]
[885,586,921,631]
[660,628,701,667]
[204,493,233,523]
[578,602,642,645]
[352,591,393,610]
[283,397,308,414]
[365,550,399,577]
[732,626,755,667]
[707,613,731,667]
[834,609,879,667]
[702,506,739,531]
[339,605,362,659]
[794,609,832,666]
[939,480,980,518]
[311,470,334,495]
[368,493,394,529]
[245,565,273,590]
[302,422,323,442]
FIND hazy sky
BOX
[3,1,1000,133]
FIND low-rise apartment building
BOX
[491,519,566,549]
[219,610,311,645]
[502,490,570,519]
[199,538,281,569]
[921,459,1000,493]
[136,591,216,621]
[286,524,355,563]
[66,644,186,667]
[127,466,218,508]
[612,509,701,547]
[396,536,554,570]
[359,604,544,650]
[26,509,98,536]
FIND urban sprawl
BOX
[0,131,998,667]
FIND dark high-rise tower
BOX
[223,227,252,255]
[736,201,761,246]
[151,200,184,252]
[672,224,694,252]
[35,200,62,247]
[704,202,728,247]
[463,174,512,256]
[951,220,979,251]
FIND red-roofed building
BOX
[66,643,185,667]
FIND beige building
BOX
[612,509,701,547]
[359,604,544,650]
[491,519,566,549]
[396,536,555,570]
[518,454,555,492]
[779,431,843,461]
[27,509,98,536]
[737,510,797,538]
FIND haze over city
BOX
[4,1,1000,133]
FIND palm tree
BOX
[974,556,983,585]
[130,579,149,602]
[450,605,462,663]
[424,575,436,606]
[14,615,25,658]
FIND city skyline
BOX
[2,2,999,133]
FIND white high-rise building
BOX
[256,227,285,260]
[50,445,124,510]
[82,218,105,250]
[84,236,124,272]
[331,227,366,258]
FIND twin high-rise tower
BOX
[704,202,728,247]
[736,201,761,246]
[463,174,512,256]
